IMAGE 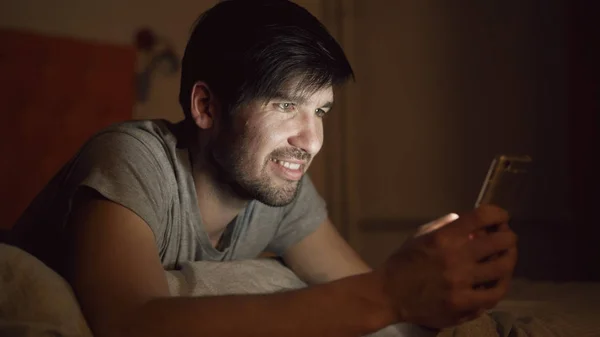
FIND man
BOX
[8,1,518,336]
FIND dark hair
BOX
[178,0,354,119]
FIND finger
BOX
[416,213,460,237]
[468,222,507,241]
[495,222,512,232]
[472,248,517,284]
[494,274,514,298]
[466,278,511,310]
[469,230,517,261]
[453,205,510,235]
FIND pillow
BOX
[0,244,433,337]
[165,257,435,337]
[165,258,307,296]
[0,243,92,337]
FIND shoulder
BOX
[69,119,186,197]
[77,119,181,168]
[90,119,179,152]
[67,120,185,237]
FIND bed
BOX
[2,242,600,337]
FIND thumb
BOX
[415,213,460,237]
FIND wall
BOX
[351,0,568,221]
[339,0,574,276]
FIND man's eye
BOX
[276,103,295,112]
[315,108,328,118]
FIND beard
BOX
[209,130,310,207]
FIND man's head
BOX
[179,0,353,206]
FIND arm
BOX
[282,210,520,329]
[282,218,372,284]
[66,190,395,337]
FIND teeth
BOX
[271,158,301,171]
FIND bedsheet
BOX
[2,243,599,337]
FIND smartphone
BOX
[472,155,531,288]
[475,154,533,217]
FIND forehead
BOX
[273,79,334,106]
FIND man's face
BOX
[211,85,333,206]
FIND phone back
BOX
[475,155,533,217]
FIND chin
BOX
[247,179,301,207]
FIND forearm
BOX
[123,271,396,337]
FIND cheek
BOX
[237,124,276,165]
[317,122,324,143]
[246,119,285,150]
[312,120,325,154]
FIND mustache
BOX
[270,147,311,162]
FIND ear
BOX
[190,81,217,129]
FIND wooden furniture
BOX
[0,29,135,230]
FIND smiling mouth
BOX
[269,158,303,171]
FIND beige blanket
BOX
[2,243,599,337]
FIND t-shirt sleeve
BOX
[67,130,170,240]
[266,175,328,256]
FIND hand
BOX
[378,204,518,329]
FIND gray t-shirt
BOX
[9,119,327,273]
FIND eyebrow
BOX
[320,101,334,109]
[271,91,333,109]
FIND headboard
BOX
[0,28,135,230]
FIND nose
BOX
[288,112,323,156]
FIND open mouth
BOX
[269,157,306,181]
[269,158,303,171]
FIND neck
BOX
[186,126,248,241]
[193,170,248,240]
